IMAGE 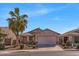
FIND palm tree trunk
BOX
[16,36,19,46]
[15,31,20,46]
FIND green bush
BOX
[66,41,72,47]
[12,43,17,48]
[32,45,37,49]
[76,45,79,49]
[63,46,67,49]
[19,44,24,49]
[0,44,5,50]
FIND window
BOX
[5,38,11,45]
[74,36,79,43]
[64,37,69,43]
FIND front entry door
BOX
[64,37,69,43]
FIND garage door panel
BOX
[37,36,57,47]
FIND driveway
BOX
[30,45,64,51]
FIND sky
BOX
[0,3,79,34]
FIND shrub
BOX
[20,44,24,49]
[66,41,72,47]
[76,45,79,49]
[32,45,37,49]
[0,44,5,50]
[63,46,67,49]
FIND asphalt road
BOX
[1,51,79,56]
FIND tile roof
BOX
[0,27,16,40]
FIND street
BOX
[0,51,79,56]
[0,46,78,56]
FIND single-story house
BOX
[24,28,60,47]
[59,28,79,47]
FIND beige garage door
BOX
[37,36,57,47]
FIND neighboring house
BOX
[0,27,16,46]
[59,28,79,47]
[28,28,60,47]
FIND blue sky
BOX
[0,3,79,34]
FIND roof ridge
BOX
[28,28,43,33]
[43,28,60,35]
[0,27,8,28]
[63,27,79,34]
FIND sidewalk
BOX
[64,49,79,51]
[0,45,64,54]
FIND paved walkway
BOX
[0,45,64,54]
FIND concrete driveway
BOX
[28,45,64,52]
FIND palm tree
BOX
[7,8,28,45]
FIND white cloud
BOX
[49,16,64,21]
[34,9,49,15]
[28,8,55,17]
[27,4,73,17]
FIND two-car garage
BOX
[29,28,60,48]
[36,29,60,47]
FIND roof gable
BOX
[28,28,60,35]
[0,27,16,40]
[63,28,79,35]
[40,28,60,35]
[29,28,43,34]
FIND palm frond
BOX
[9,11,15,16]
[21,14,28,19]
[7,18,11,21]
[15,8,19,16]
